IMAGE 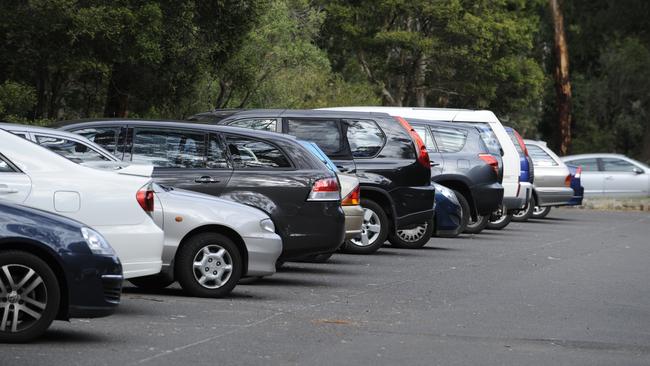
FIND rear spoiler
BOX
[80,161,153,177]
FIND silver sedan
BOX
[561,153,650,197]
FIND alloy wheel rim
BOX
[192,245,233,289]
[490,207,508,224]
[467,214,483,228]
[533,206,546,215]
[350,208,381,247]
[396,222,428,242]
[0,264,47,333]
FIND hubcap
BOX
[396,222,428,243]
[0,264,47,333]
[350,208,381,247]
[192,245,233,289]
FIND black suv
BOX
[59,120,345,262]
[216,109,435,253]
[405,119,504,234]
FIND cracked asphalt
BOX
[2,209,650,366]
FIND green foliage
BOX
[0,81,36,119]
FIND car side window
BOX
[565,158,599,172]
[431,127,468,153]
[527,145,558,166]
[72,127,122,155]
[132,128,206,168]
[0,156,15,172]
[10,132,28,139]
[225,135,291,169]
[601,158,638,172]
[207,134,230,169]
[35,135,110,163]
[345,119,386,158]
[227,118,278,132]
[286,119,343,156]
[412,125,437,152]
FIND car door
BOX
[129,126,232,195]
[564,158,603,195]
[600,157,648,196]
[0,153,32,203]
[412,124,443,176]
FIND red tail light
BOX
[513,130,529,156]
[479,153,499,177]
[341,184,361,206]
[564,174,572,187]
[308,177,340,201]
[574,167,582,179]
[394,116,430,169]
[136,186,155,212]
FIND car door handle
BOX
[0,188,19,195]
[194,176,221,184]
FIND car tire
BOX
[512,197,536,222]
[341,199,388,254]
[297,253,334,263]
[452,190,471,234]
[0,251,60,343]
[175,233,242,298]
[486,207,513,230]
[129,274,174,290]
[464,214,489,234]
[388,218,434,249]
[532,206,552,219]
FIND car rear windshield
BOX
[474,125,501,156]
[526,144,559,166]
[506,130,524,155]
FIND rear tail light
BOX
[341,184,361,206]
[394,116,430,169]
[564,174,572,187]
[479,153,499,177]
[574,167,582,179]
[308,177,340,201]
[136,186,155,212]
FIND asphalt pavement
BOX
[2,209,650,366]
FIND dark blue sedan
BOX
[432,183,463,238]
[0,201,122,342]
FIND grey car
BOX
[0,123,283,298]
[561,153,650,197]
[522,140,574,219]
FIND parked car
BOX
[431,183,463,238]
[406,118,504,234]
[58,120,346,262]
[217,109,436,251]
[0,201,122,342]
[567,164,585,206]
[2,122,285,296]
[0,129,164,279]
[561,154,650,197]
[522,140,574,220]
[506,127,537,222]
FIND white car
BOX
[0,129,164,279]
[320,107,532,227]
[561,153,650,197]
[2,123,284,297]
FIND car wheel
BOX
[175,233,242,298]
[486,207,513,230]
[0,251,60,343]
[452,190,471,234]
[129,274,174,290]
[512,197,536,222]
[532,205,552,219]
[388,218,434,249]
[464,214,489,234]
[341,199,388,254]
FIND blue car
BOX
[432,183,463,238]
[566,164,584,206]
[505,127,537,222]
[0,201,122,342]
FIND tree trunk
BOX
[104,64,130,118]
[549,0,572,155]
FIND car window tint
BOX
[566,158,599,172]
[527,144,558,166]
[602,158,638,172]
[132,128,206,168]
[0,157,14,172]
[475,126,501,155]
[35,135,110,164]
[286,119,343,155]
[207,135,230,169]
[225,136,291,169]
[431,127,468,153]
[345,119,386,158]
[507,131,524,154]
[412,125,436,152]
[73,127,120,154]
[227,118,277,132]
[10,132,28,139]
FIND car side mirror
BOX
[633,167,644,175]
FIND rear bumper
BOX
[504,182,532,211]
[343,205,364,239]
[470,182,504,215]
[95,223,164,279]
[392,185,436,228]
[64,254,123,319]
[536,187,575,207]
[244,233,283,277]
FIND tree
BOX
[549,0,572,155]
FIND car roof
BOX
[0,122,86,139]
[226,109,394,120]
[404,118,480,132]
[561,153,630,160]
[319,107,501,123]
